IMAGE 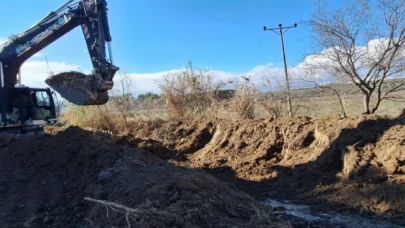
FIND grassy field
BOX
[287,78,405,118]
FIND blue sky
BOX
[0,0,344,94]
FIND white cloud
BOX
[20,60,83,88]
[6,37,404,99]
[7,56,351,98]
[120,63,295,95]
[0,38,85,91]
[32,52,43,58]
[299,38,405,77]
[122,68,241,95]
[281,37,405,89]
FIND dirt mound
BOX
[45,71,109,105]
[132,112,405,226]
[0,127,290,228]
[5,110,404,226]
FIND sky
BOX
[0,0,345,95]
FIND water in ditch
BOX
[265,199,403,227]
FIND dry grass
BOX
[255,77,287,119]
[60,102,127,134]
[59,62,297,131]
[157,63,290,120]
[59,73,152,134]
[58,62,405,131]
[229,77,257,120]
[158,61,225,119]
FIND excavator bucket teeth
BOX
[45,71,109,105]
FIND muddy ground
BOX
[0,110,404,227]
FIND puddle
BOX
[265,199,403,228]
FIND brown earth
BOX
[0,127,289,228]
[2,110,405,227]
[126,110,405,226]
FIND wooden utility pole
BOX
[263,23,297,117]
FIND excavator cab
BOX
[24,88,56,123]
[1,87,56,133]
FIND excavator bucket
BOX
[45,71,109,105]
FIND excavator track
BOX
[45,71,110,105]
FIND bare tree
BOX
[108,73,134,128]
[309,0,405,114]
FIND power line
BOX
[263,23,297,117]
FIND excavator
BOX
[0,0,119,133]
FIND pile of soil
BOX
[129,111,405,226]
[2,110,404,227]
[45,71,109,105]
[0,127,289,228]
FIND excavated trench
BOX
[127,113,405,227]
[1,111,405,227]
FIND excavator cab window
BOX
[30,90,55,120]
[9,89,55,123]
[35,91,51,107]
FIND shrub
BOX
[229,77,257,120]
[255,77,286,119]
[158,61,225,119]
[60,73,136,134]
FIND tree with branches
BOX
[308,0,405,114]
